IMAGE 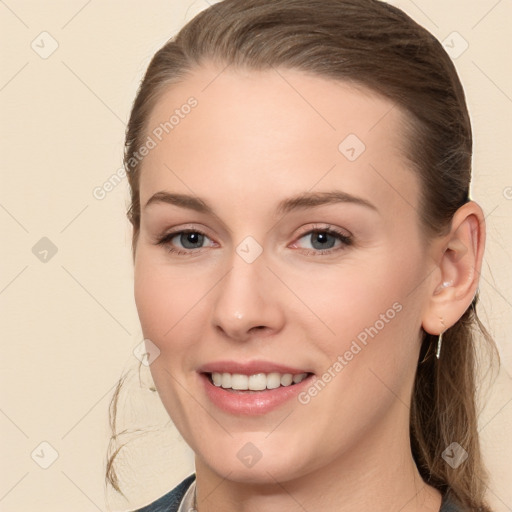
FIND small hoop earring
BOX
[435,332,443,360]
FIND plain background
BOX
[0,0,511,511]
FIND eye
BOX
[154,225,352,256]
[155,229,216,255]
[292,226,352,255]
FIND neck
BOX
[193,403,442,512]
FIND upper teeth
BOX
[210,372,309,391]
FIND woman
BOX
[107,0,499,510]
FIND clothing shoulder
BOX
[132,474,196,512]
[131,479,481,512]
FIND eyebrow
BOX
[143,190,378,215]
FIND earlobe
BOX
[422,201,485,335]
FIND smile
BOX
[197,361,315,415]
[209,372,310,391]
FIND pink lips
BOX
[197,360,314,416]
[198,359,311,375]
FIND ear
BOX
[422,201,486,335]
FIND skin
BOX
[133,64,485,512]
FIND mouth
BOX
[204,371,314,393]
[198,364,316,415]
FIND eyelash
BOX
[154,225,353,257]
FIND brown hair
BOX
[107,0,499,509]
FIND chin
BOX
[195,437,317,485]
[206,459,307,485]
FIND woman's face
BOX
[134,65,436,484]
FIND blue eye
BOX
[301,231,337,250]
[156,229,214,254]
[155,225,352,256]
[294,227,352,254]
[174,231,205,249]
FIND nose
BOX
[210,251,285,342]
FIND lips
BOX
[197,360,315,415]
[198,360,312,376]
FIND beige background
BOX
[0,0,511,511]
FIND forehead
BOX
[139,64,420,220]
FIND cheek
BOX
[293,266,421,441]
[133,249,217,363]
[301,253,422,365]
[134,251,192,344]
[134,261,168,339]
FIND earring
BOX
[435,332,443,359]
[435,317,447,360]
